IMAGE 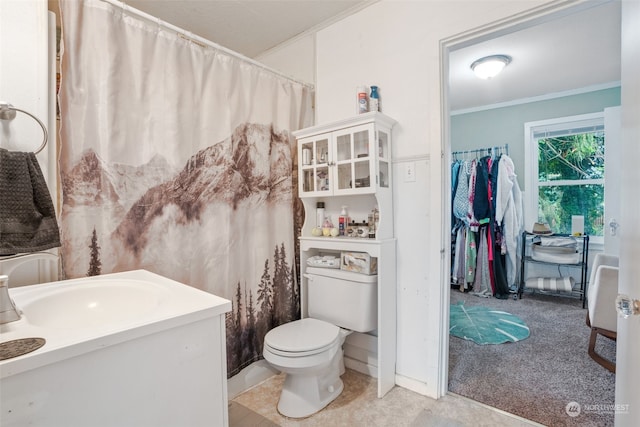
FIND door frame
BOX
[438,0,619,402]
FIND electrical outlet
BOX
[404,162,416,182]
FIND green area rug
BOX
[449,302,530,345]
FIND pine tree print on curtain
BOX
[226,243,299,376]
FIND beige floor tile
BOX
[232,369,542,427]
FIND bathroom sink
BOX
[0,270,232,426]
[21,279,167,329]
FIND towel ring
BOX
[0,102,48,155]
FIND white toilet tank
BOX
[305,266,377,332]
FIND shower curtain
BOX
[58,0,313,377]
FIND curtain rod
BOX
[99,0,315,90]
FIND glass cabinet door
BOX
[333,124,373,194]
[377,129,390,188]
[299,137,331,195]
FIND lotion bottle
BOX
[338,206,349,236]
[316,202,325,228]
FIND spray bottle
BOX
[369,85,380,112]
[357,86,368,114]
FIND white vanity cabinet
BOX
[293,112,397,399]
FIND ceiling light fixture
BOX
[470,54,512,79]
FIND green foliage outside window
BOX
[537,132,605,236]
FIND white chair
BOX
[585,253,619,372]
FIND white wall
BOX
[0,1,52,182]
[0,0,59,285]
[256,34,316,85]
[260,0,551,397]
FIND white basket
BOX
[531,242,580,264]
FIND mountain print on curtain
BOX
[60,123,301,376]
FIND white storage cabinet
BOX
[293,112,397,398]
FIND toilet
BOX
[263,266,377,418]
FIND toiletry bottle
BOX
[338,206,349,236]
[357,86,368,114]
[373,206,379,238]
[368,210,376,238]
[322,217,333,237]
[316,202,325,228]
[369,85,380,112]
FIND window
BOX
[525,113,605,242]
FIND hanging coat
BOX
[495,155,524,287]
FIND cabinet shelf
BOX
[521,256,584,267]
[300,236,396,255]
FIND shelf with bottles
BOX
[296,112,395,197]
[299,194,392,242]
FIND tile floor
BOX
[231,369,543,427]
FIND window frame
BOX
[524,112,605,244]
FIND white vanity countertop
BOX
[0,269,231,378]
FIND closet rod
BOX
[452,143,509,157]
[99,0,314,90]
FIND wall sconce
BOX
[470,54,512,79]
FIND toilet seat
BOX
[264,318,340,357]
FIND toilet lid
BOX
[265,318,339,353]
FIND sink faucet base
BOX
[0,275,21,324]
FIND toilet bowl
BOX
[263,317,350,418]
[263,267,377,418]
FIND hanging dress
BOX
[489,154,510,299]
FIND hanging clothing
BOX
[465,229,477,284]
[453,161,469,222]
[450,149,522,299]
[487,154,510,298]
[466,159,480,231]
[495,155,524,287]
[473,157,491,225]
[451,160,461,226]
[453,226,466,286]
[472,226,491,297]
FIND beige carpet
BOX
[449,289,616,427]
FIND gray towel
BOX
[0,148,61,255]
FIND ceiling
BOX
[73,0,621,111]
[126,0,370,58]
[449,0,621,111]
